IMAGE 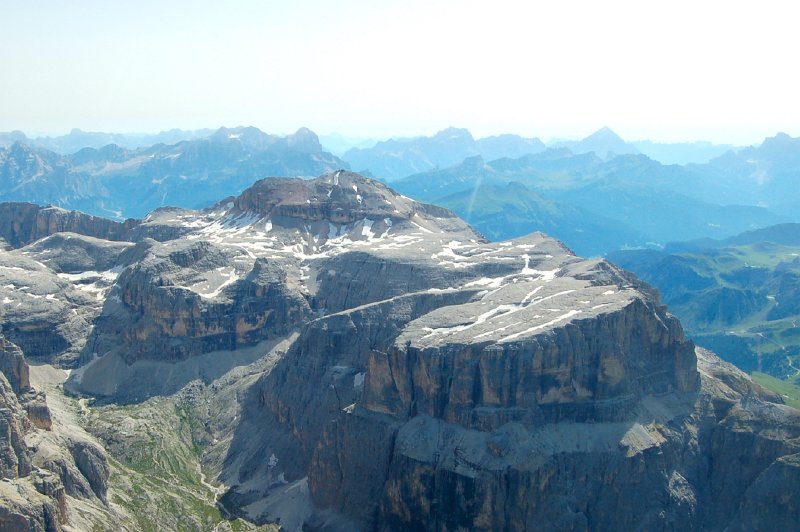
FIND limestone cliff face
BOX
[79,240,312,367]
[0,240,113,367]
[311,251,478,314]
[361,297,698,428]
[0,336,30,395]
[0,372,32,480]
[0,336,51,430]
[0,202,135,249]
[0,336,109,531]
[306,340,798,532]
[296,257,710,529]
[257,289,482,481]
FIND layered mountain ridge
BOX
[4,126,797,258]
[0,172,798,530]
[0,127,347,219]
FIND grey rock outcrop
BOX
[0,372,32,479]
[0,202,135,249]
[0,476,63,532]
[69,441,109,502]
[1,336,53,430]
[0,248,110,367]
[23,393,52,431]
[0,360,64,531]
[32,438,109,503]
[0,335,31,395]
[23,232,132,274]
[0,337,109,530]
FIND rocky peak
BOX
[0,130,28,147]
[69,143,130,165]
[285,127,323,153]
[2,142,52,176]
[587,126,623,141]
[433,127,474,143]
[232,171,460,225]
[758,131,800,159]
[0,335,31,395]
[209,126,277,150]
[555,127,639,159]
[460,154,486,169]
[764,131,793,145]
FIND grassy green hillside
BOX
[751,372,800,409]
[30,365,276,532]
[435,181,647,256]
[610,238,800,381]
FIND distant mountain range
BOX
[392,149,787,255]
[342,127,546,181]
[2,124,798,256]
[546,127,737,165]
[0,127,216,154]
[631,139,737,165]
[0,127,346,219]
[337,126,741,182]
[2,125,743,169]
[550,127,639,159]
[318,133,378,156]
[698,132,800,216]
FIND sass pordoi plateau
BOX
[0,128,799,531]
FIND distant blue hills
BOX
[2,125,798,258]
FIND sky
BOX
[1,0,798,145]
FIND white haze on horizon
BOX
[1,0,798,146]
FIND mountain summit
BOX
[553,126,639,159]
[343,127,545,181]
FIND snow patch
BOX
[500,310,582,343]
[520,254,559,280]
[184,267,240,299]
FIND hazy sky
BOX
[1,0,797,144]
